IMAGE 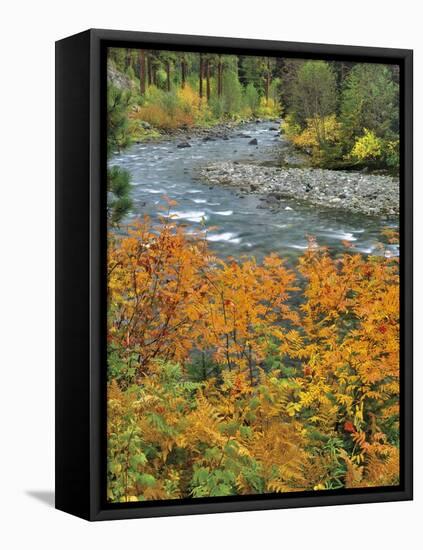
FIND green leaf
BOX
[130,453,147,469]
[137,473,156,487]
[193,467,210,485]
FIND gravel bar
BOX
[197,161,399,218]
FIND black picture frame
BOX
[55,28,413,521]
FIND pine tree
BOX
[107,167,132,225]
[107,84,133,224]
[341,63,399,145]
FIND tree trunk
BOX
[147,54,153,86]
[199,54,203,99]
[265,57,271,105]
[181,59,186,88]
[139,50,146,95]
[166,60,171,92]
[206,58,211,101]
[217,56,222,98]
[126,49,132,70]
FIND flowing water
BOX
[110,121,398,261]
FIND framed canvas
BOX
[55,29,413,521]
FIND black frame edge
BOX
[400,48,413,501]
[55,30,92,520]
[90,28,412,60]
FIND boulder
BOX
[177,141,191,148]
[248,138,258,145]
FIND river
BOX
[109,121,398,261]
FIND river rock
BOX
[196,160,399,218]
[177,141,191,148]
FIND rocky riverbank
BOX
[196,161,399,218]
[134,117,281,145]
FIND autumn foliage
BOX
[107,212,400,502]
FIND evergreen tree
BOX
[244,83,259,114]
[107,84,133,224]
[222,69,243,115]
[341,63,399,145]
[107,167,132,225]
[291,60,337,126]
[107,84,131,153]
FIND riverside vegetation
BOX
[106,48,400,502]
[107,214,399,501]
[107,49,399,225]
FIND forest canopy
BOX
[108,48,399,170]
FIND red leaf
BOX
[344,421,356,433]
